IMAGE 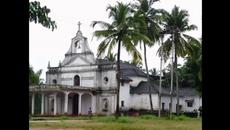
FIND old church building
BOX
[29,24,202,116]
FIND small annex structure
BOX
[29,22,202,116]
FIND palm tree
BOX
[131,0,162,114]
[106,52,117,62]
[158,6,198,116]
[188,39,202,83]
[183,39,202,94]
[91,2,150,119]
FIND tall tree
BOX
[178,40,202,94]
[131,0,162,114]
[91,2,150,118]
[29,1,57,31]
[159,6,198,116]
[29,65,43,85]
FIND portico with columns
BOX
[29,87,96,115]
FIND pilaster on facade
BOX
[53,93,57,115]
[41,93,45,115]
[64,91,70,114]
[31,93,35,115]
[78,92,82,114]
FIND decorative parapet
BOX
[29,85,97,92]
[47,67,60,74]
[29,85,117,95]
[65,52,93,57]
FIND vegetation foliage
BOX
[30,115,201,130]
[29,1,57,31]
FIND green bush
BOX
[117,117,130,123]
[140,114,158,120]
[95,116,135,123]
[60,116,69,120]
[167,114,192,120]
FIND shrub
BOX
[167,114,192,120]
[95,116,135,123]
[140,114,158,120]
[60,116,69,120]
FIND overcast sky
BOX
[29,0,202,81]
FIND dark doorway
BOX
[53,79,57,85]
[162,102,165,111]
[74,75,80,86]
[72,94,79,115]
[29,94,32,114]
[34,93,41,114]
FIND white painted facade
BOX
[161,95,202,112]
[130,94,159,110]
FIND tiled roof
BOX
[130,81,199,96]
[96,59,147,78]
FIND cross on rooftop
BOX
[78,21,81,31]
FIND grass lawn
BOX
[29,115,202,130]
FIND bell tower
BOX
[61,21,95,66]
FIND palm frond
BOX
[183,34,200,44]
[91,21,112,29]
[92,30,117,40]
[157,38,172,62]
[185,24,197,31]
[122,36,142,64]
[97,38,112,57]
[107,39,117,55]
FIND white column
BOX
[41,93,44,115]
[31,93,35,115]
[53,93,57,115]
[91,95,94,113]
[45,95,48,114]
[78,93,82,114]
[64,92,69,114]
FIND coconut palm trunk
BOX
[144,43,154,114]
[115,40,121,119]
[169,34,174,119]
[158,53,162,117]
[175,47,180,115]
[158,38,163,117]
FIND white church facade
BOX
[29,26,202,116]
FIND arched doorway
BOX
[68,93,79,115]
[50,99,54,114]
[56,92,65,115]
[74,75,80,86]
[81,93,92,115]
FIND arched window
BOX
[52,79,57,85]
[75,40,79,47]
[104,77,108,84]
[102,98,108,112]
[74,75,80,86]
